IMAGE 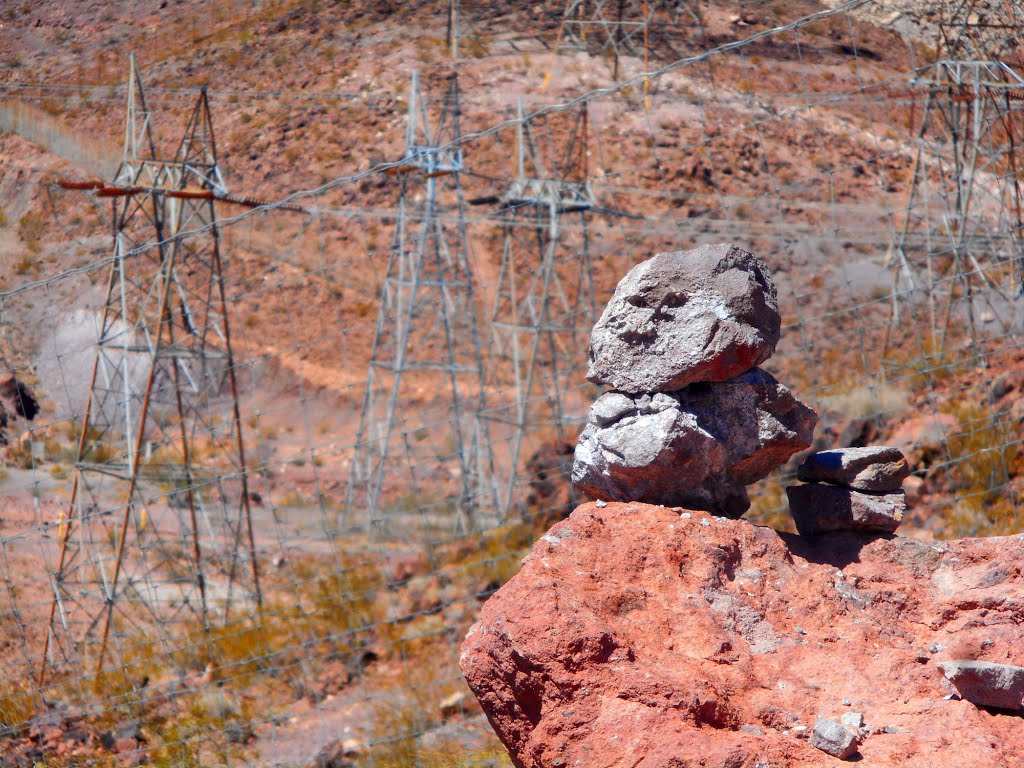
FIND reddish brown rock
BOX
[461,502,1024,768]
[113,737,139,755]
[787,484,905,535]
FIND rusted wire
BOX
[54,179,104,190]
[54,179,309,213]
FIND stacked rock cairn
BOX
[571,241,917,535]
[572,243,817,517]
[787,446,909,535]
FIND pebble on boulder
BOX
[586,243,780,394]
[797,446,909,492]
[787,484,904,536]
[938,660,1024,712]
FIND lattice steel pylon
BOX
[346,71,495,536]
[934,0,1024,61]
[472,103,600,513]
[545,0,705,91]
[39,56,260,684]
[887,58,1024,358]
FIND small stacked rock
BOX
[787,446,910,535]
[572,243,817,517]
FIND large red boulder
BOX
[460,502,1024,767]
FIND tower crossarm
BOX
[911,60,1024,91]
[390,143,464,176]
[500,178,596,211]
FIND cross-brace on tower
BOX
[40,56,261,684]
[887,58,1024,358]
[933,0,1024,61]
[346,72,494,536]
[471,103,604,513]
[546,0,705,90]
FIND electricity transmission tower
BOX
[887,57,1024,357]
[933,0,1024,61]
[472,103,607,512]
[346,72,494,536]
[547,0,705,88]
[40,56,261,683]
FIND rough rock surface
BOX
[461,502,1024,768]
[809,716,860,759]
[586,244,780,393]
[572,367,816,516]
[787,484,905,535]
[797,446,910,491]
[938,661,1024,711]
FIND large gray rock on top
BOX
[798,446,910,492]
[587,243,780,394]
[787,484,904,536]
[572,367,816,517]
[938,660,1024,711]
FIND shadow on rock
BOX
[777,529,894,569]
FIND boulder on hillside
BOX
[586,243,780,393]
[461,502,1024,768]
[572,367,815,516]
[938,660,1024,712]
[809,716,861,759]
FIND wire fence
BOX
[1,1,1023,766]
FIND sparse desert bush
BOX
[17,212,46,253]
[440,517,539,590]
[290,552,386,643]
[367,678,511,768]
[940,402,1022,537]
[4,439,35,469]
[821,381,909,419]
[0,681,37,735]
[462,35,489,59]
[747,479,791,532]
[80,438,118,465]
[13,254,35,274]
[39,98,63,117]
[895,340,975,392]
[11,509,533,767]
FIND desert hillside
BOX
[0,1,1022,766]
